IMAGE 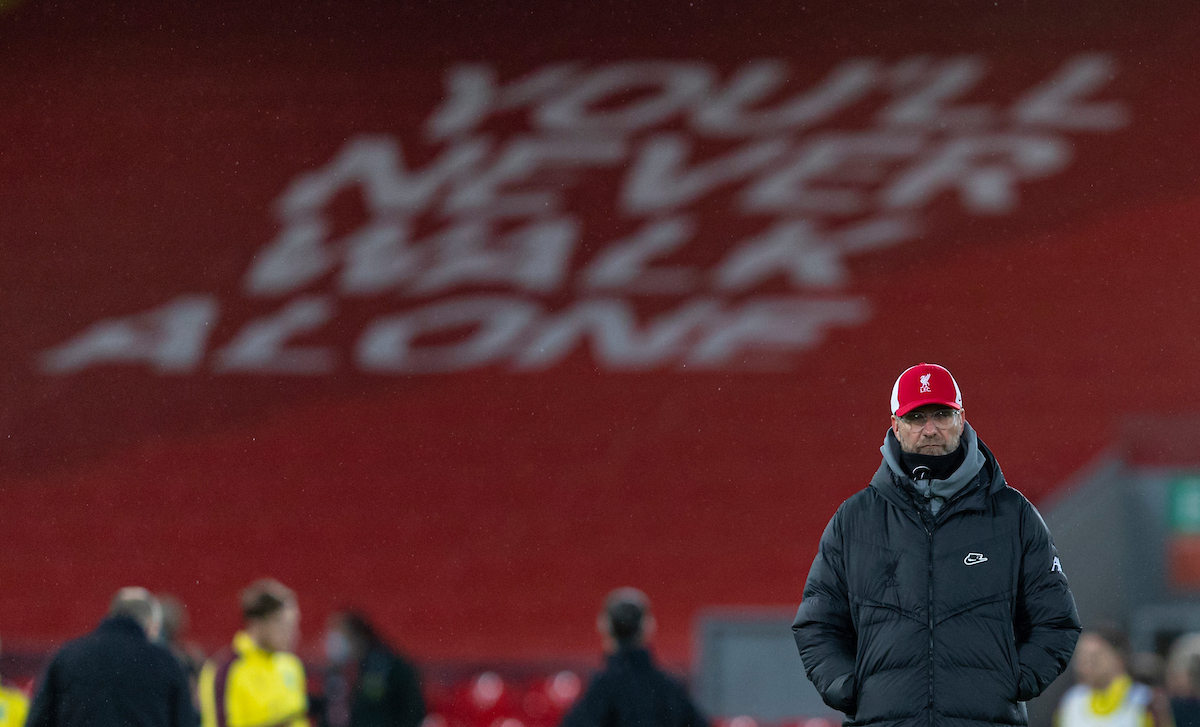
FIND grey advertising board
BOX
[694,608,841,722]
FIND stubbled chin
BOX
[917,445,948,454]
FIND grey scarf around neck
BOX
[881,421,985,515]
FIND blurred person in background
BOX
[0,637,29,727]
[199,579,308,727]
[158,594,206,702]
[322,612,424,727]
[1165,633,1200,727]
[1056,625,1169,727]
[25,587,197,727]
[558,588,706,727]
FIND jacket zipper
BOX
[925,518,935,725]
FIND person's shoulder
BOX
[145,639,188,671]
[831,484,887,524]
[1060,683,1089,705]
[656,666,690,691]
[573,664,615,702]
[843,485,881,509]
[385,648,420,675]
[630,654,685,689]
[367,642,404,666]
[982,487,1045,544]
[648,665,698,705]
[989,484,1022,508]
[810,485,888,546]
[207,645,238,667]
[0,682,27,702]
[993,485,1056,533]
[201,645,241,681]
[275,650,306,675]
[53,633,87,655]
[587,665,616,688]
[51,630,101,663]
[990,483,1038,515]
[1129,681,1155,706]
[591,652,639,685]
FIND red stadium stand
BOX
[424,670,585,727]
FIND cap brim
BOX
[893,398,963,417]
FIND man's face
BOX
[891,404,965,455]
[256,603,300,653]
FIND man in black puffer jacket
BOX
[793,363,1081,727]
[27,588,197,727]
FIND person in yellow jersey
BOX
[1057,626,1170,727]
[0,638,28,727]
[0,683,26,727]
[200,580,308,727]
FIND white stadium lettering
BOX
[39,54,1130,375]
[41,296,219,374]
[621,134,788,213]
[877,56,993,130]
[581,216,697,294]
[741,132,925,215]
[425,63,579,140]
[409,217,579,295]
[248,136,489,296]
[358,296,540,374]
[338,220,429,295]
[514,298,719,370]
[1012,54,1130,131]
[714,217,917,291]
[275,136,487,222]
[715,220,853,290]
[535,62,715,134]
[691,59,879,137]
[882,134,1071,214]
[213,296,337,374]
[685,297,870,367]
[443,136,625,216]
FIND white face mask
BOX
[325,630,352,665]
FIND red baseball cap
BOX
[890,363,963,416]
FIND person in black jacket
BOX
[793,363,1081,727]
[26,587,198,727]
[560,588,706,727]
[321,612,425,727]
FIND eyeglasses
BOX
[898,409,960,427]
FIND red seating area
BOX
[424,671,584,727]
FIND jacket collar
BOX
[870,425,1007,523]
[881,422,986,508]
[98,615,148,638]
[233,630,273,659]
[608,646,653,668]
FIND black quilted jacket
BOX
[792,434,1080,727]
